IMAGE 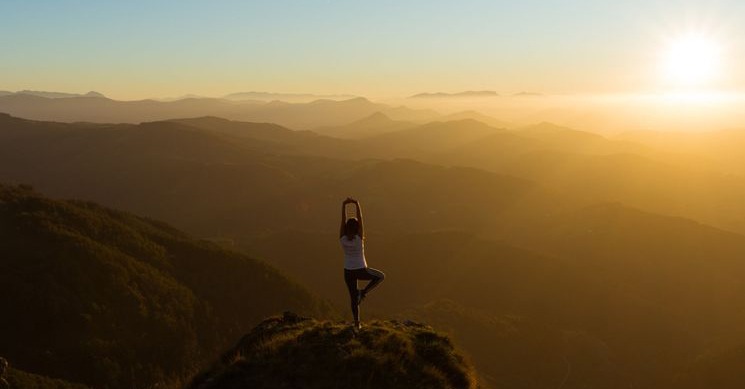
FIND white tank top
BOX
[340,235,367,270]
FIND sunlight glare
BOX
[660,33,723,88]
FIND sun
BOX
[659,33,723,88]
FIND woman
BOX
[340,197,385,330]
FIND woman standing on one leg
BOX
[340,197,385,330]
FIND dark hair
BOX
[344,218,360,238]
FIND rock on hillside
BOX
[189,312,478,389]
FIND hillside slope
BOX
[0,113,562,237]
[188,312,477,389]
[4,364,90,389]
[0,184,331,389]
[401,300,627,389]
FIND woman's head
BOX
[345,218,360,237]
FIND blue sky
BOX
[2,0,744,99]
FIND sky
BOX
[2,0,745,100]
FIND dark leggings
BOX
[344,267,385,324]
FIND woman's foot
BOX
[354,321,362,331]
[357,289,367,305]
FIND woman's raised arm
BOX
[354,200,364,238]
[340,197,354,237]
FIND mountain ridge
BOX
[223,91,357,103]
[313,111,416,139]
[5,90,106,99]
[0,94,437,128]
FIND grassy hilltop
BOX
[189,312,477,389]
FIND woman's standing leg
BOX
[344,269,360,326]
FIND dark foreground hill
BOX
[0,184,331,389]
[188,312,477,389]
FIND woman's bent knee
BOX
[367,267,385,280]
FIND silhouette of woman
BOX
[340,197,385,330]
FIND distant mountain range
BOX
[0,89,546,102]
[0,94,439,128]
[512,91,543,96]
[408,91,545,98]
[438,110,512,128]
[410,90,499,99]
[223,91,357,103]
[0,90,105,98]
[305,109,510,139]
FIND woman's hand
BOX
[343,197,358,204]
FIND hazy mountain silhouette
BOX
[313,111,415,139]
[410,91,499,98]
[156,93,213,102]
[617,128,745,176]
[482,150,745,234]
[5,110,745,238]
[512,91,544,96]
[361,119,636,161]
[516,122,643,152]
[0,184,330,389]
[246,97,437,129]
[9,90,105,99]
[188,312,477,389]
[436,121,643,162]
[168,116,359,158]
[438,110,513,128]
[0,94,250,123]
[399,120,745,234]
[363,119,504,158]
[0,114,558,236]
[421,121,644,174]
[223,91,357,103]
[0,114,313,234]
[0,95,437,128]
